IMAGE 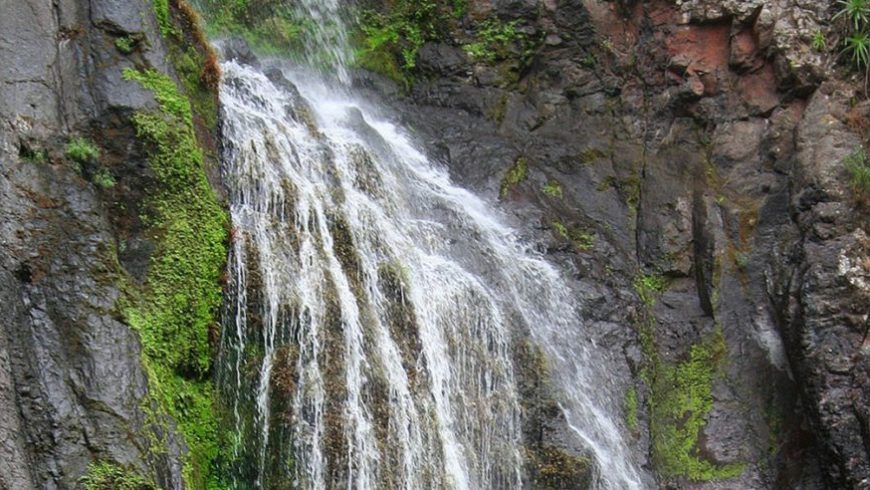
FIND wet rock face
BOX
[0,0,185,488]
[771,83,870,488]
[354,0,868,487]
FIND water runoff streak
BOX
[215,2,646,489]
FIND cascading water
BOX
[216,3,647,489]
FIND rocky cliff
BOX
[0,0,227,488]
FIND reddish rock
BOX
[739,63,779,114]
[731,29,764,73]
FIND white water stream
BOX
[215,2,646,488]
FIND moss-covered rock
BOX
[122,65,231,489]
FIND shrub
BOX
[65,137,100,164]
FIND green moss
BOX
[634,273,667,307]
[148,0,220,131]
[526,446,592,489]
[648,328,745,481]
[80,462,157,490]
[66,137,100,164]
[578,148,606,166]
[551,221,595,251]
[569,228,595,251]
[542,180,563,198]
[122,67,230,490]
[500,157,528,198]
[353,0,460,84]
[171,46,219,129]
[624,385,639,431]
[125,69,192,121]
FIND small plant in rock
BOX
[65,137,100,164]
[93,169,116,189]
[542,180,563,198]
[812,30,827,52]
[19,143,48,163]
[846,30,870,68]
[844,146,870,197]
[634,273,667,306]
[500,157,528,198]
[552,221,569,239]
[115,35,137,54]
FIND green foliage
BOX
[542,180,563,198]
[198,0,311,56]
[170,46,219,129]
[634,273,667,306]
[846,31,870,67]
[451,0,467,19]
[835,0,870,72]
[845,146,870,196]
[80,462,157,490]
[463,19,522,62]
[355,0,448,83]
[123,67,230,489]
[500,157,528,198]
[65,137,100,164]
[835,0,870,30]
[624,386,639,431]
[116,36,137,54]
[19,144,48,163]
[648,329,745,481]
[93,169,116,189]
[148,0,220,131]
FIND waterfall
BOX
[215,3,646,489]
